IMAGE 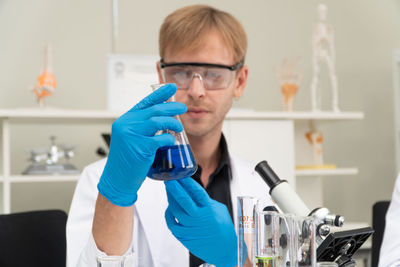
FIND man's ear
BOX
[156,61,164,83]
[233,65,248,99]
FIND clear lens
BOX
[162,66,234,90]
[203,68,233,89]
[163,67,192,88]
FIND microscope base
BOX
[22,163,80,175]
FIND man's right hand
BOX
[97,83,187,207]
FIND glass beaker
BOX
[237,196,259,267]
[317,262,338,267]
[287,215,317,267]
[147,83,197,180]
[255,211,290,267]
[96,255,135,267]
[96,255,124,267]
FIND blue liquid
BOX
[148,144,197,180]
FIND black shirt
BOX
[189,134,233,267]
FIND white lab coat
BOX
[66,155,274,267]
[379,173,400,267]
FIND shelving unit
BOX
[0,108,363,214]
[295,167,359,177]
[0,108,363,120]
[227,110,363,120]
[9,175,80,183]
[291,111,364,208]
[0,108,118,214]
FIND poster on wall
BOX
[107,54,159,113]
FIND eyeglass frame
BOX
[158,59,244,90]
[159,59,244,71]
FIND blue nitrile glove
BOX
[98,84,187,207]
[164,178,238,267]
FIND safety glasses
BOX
[159,59,244,90]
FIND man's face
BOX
[157,31,248,138]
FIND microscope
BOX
[23,136,79,175]
[255,161,373,267]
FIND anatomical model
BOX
[310,4,339,112]
[275,58,302,112]
[305,129,324,166]
[31,44,57,107]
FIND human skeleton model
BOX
[305,129,324,165]
[31,44,57,107]
[275,58,302,112]
[310,4,339,112]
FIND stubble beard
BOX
[182,114,224,139]
[181,97,233,139]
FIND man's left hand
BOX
[164,178,237,267]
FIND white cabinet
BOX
[0,108,118,214]
[223,118,295,186]
[0,108,363,214]
[223,110,364,208]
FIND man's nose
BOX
[187,73,206,99]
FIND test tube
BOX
[237,196,259,267]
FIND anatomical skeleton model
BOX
[310,4,339,112]
[31,44,57,107]
[275,58,302,112]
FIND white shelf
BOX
[8,175,79,183]
[0,108,121,120]
[0,108,364,121]
[295,168,358,177]
[227,110,364,120]
[0,107,363,213]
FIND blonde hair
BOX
[159,5,247,64]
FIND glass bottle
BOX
[147,83,197,180]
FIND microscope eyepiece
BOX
[255,160,310,216]
[255,160,287,192]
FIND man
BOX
[379,173,400,267]
[67,5,272,267]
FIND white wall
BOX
[1,0,400,223]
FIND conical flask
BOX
[147,84,198,180]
